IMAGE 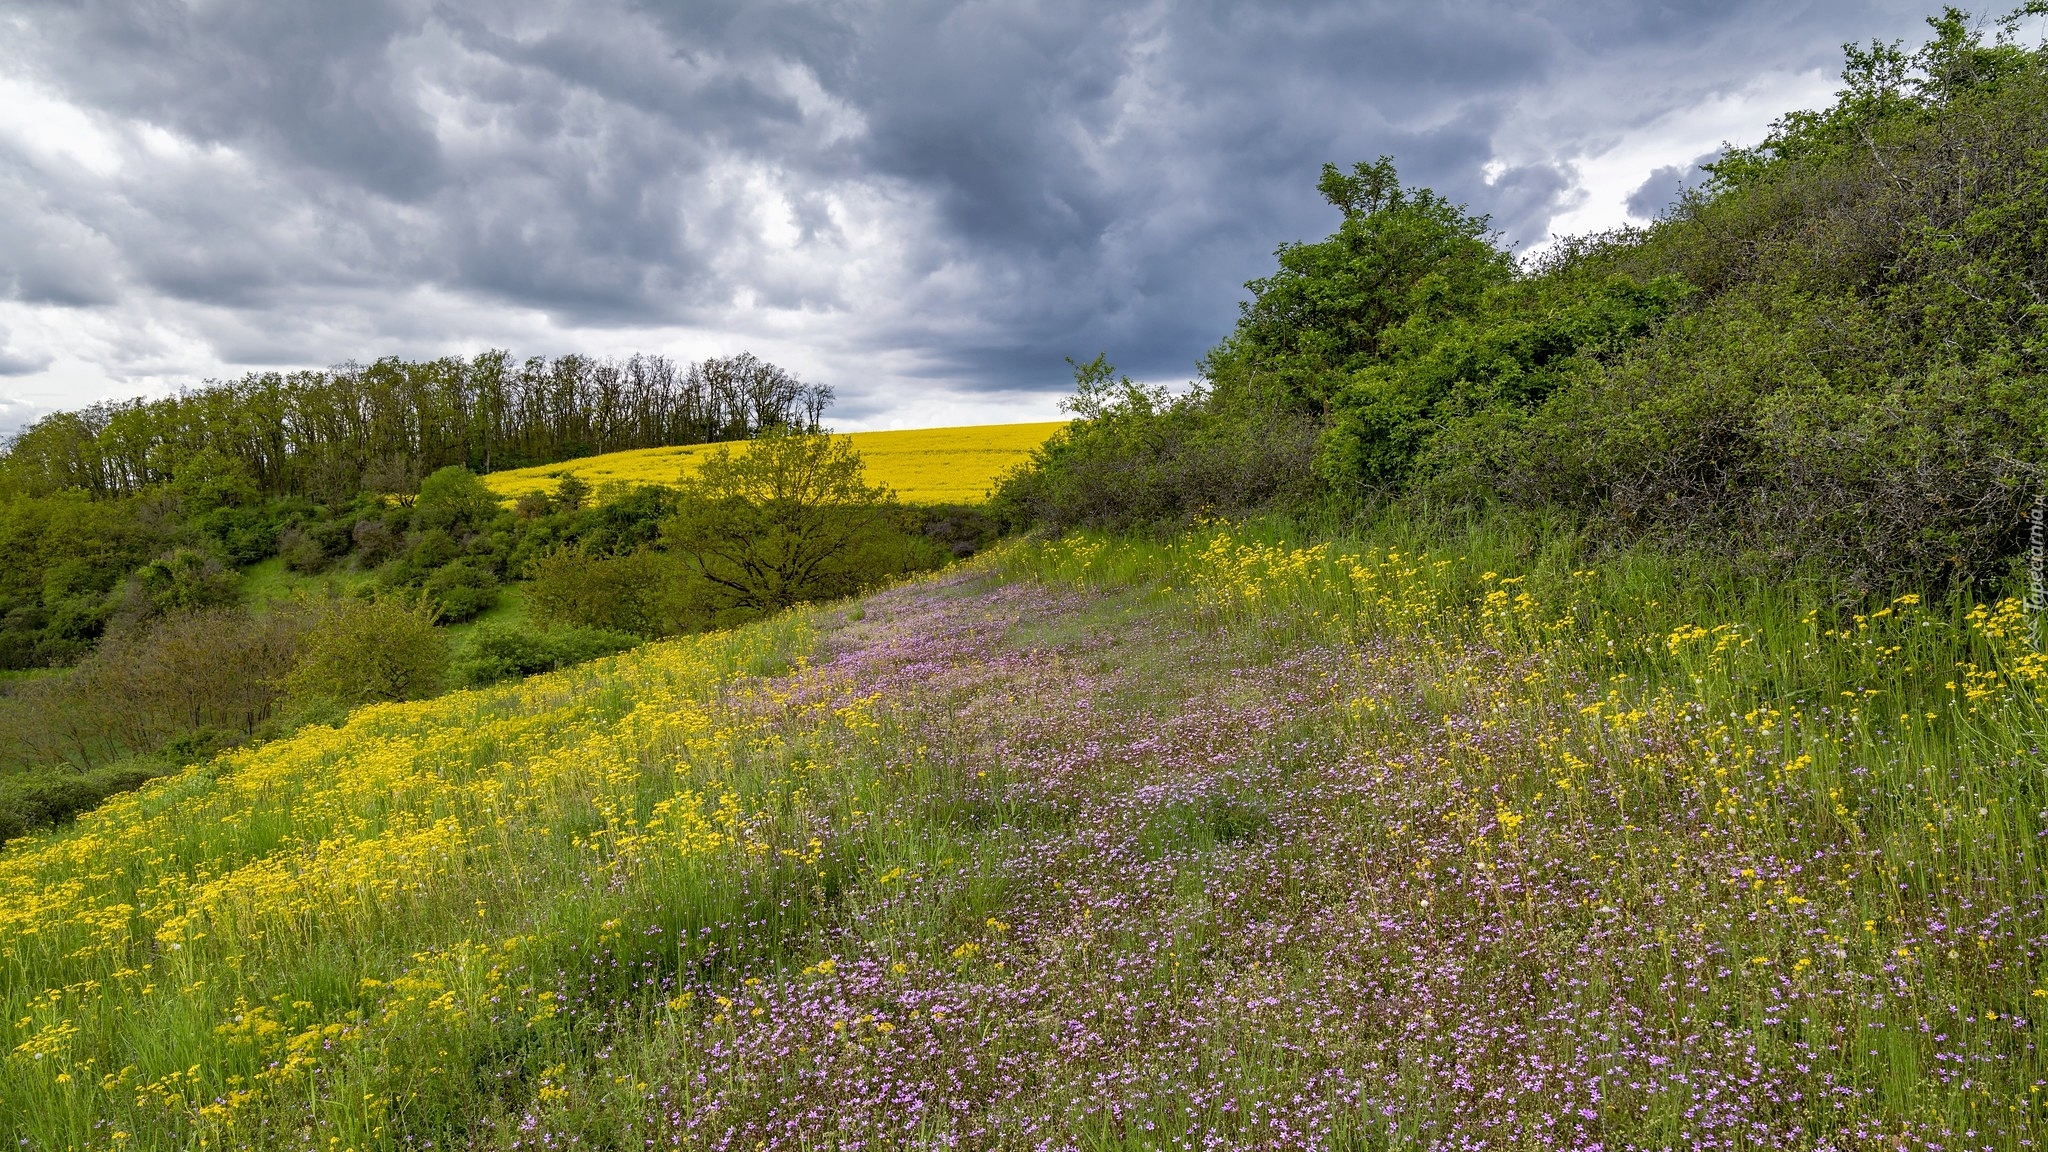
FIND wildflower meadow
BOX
[4,519,2046,1149]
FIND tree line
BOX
[0,351,834,501]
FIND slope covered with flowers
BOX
[480,422,1066,505]
[4,524,2047,1149]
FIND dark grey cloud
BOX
[1627,150,1723,220]
[0,0,1945,421]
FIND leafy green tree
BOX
[665,431,899,612]
[413,466,501,534]
[555,474,591,513]
[1217,157,1514,418]
[282,596,448,708]
[168,448,259,514]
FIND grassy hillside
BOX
[5,520,2045,1148]
[483,422,1066,505]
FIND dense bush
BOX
[0,607,316,771]
[449,622,640,687]
[281,596,448,708]
[0,492,170,668]
[0,762,164,845]
[419,559,500,622]
[525,547,702,637]
[990,357,1321,532]
[1417,14,2048,592]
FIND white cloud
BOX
[1539,68,1839,242]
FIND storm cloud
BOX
[0,0,1946,427]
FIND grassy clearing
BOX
[3,518,2044,1148]
[237,558,376,612]
[480,422,1065,505]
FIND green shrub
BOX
[525,547,701,637]
[421,559,500,622]
[282,596,448,708]
[100,547,240,634]
[989,357,1320,532]
[0,762,163,845]
[277,528,330,574]
[450,622,638,687]
[0,606,316,771]
[413,466,502,534]
[995,18,2048,594]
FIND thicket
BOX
[0,351,833,670]
[0,598,407,842]
[998,8,2048,596]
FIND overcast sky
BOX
[0,0,1950,432]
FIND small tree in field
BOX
[282,595,448,709]
[666,430,898,613]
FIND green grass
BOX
[237,557,374,610]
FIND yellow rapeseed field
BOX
[481,422,1065,505]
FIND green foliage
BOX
[1418,8,2048,592]
[168,448,260,514]
[420,559,500,623]
[525,548,699,637]
[1002,10,2048,594]
[990,356,1320,532]
[282,596,449,709]
[1321,259,1691,494]
[413,466,502,534]
[1221,157,1514,417]
[0,351,830,502]
[277,527,331,574]
[0,763,162,845]
[555,474,591,513]
[0,606,314,774]
[664,430,911,613]
[0,493,168,668]
[449,621,639,688]
[118,548,240,622]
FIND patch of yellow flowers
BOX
[1,614,823,1147]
